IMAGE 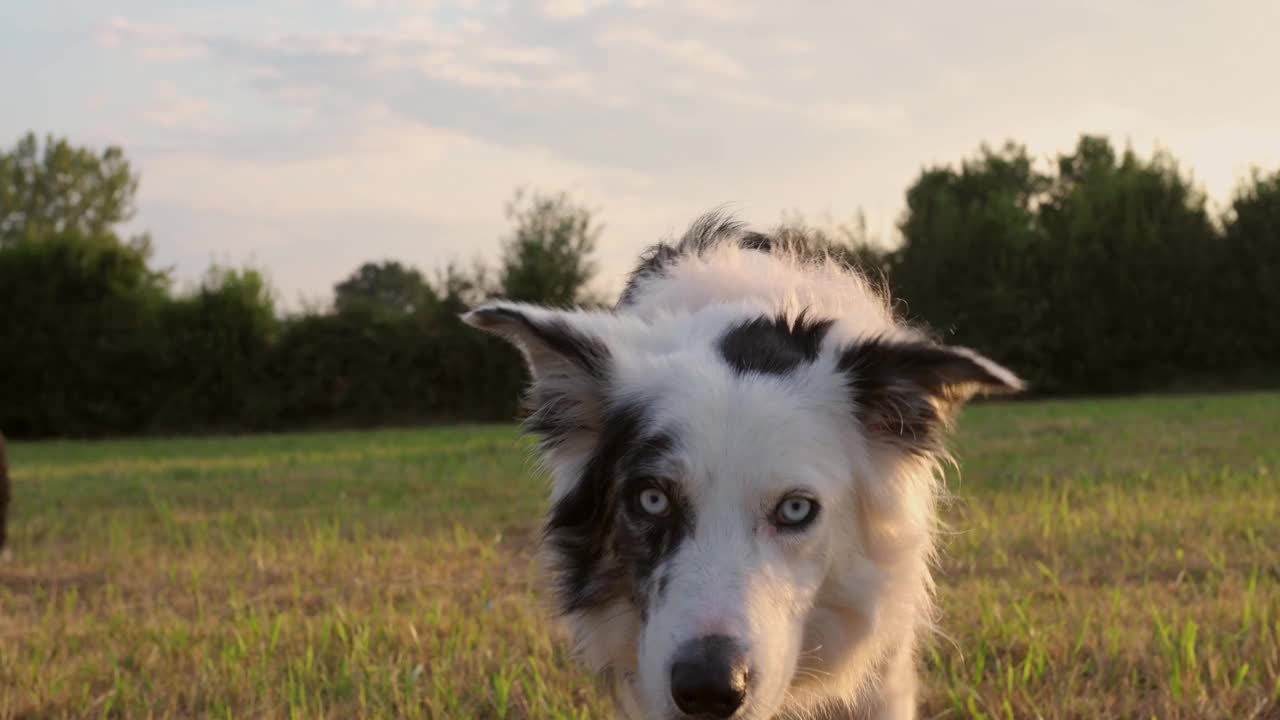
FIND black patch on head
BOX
[837,337,1019,455]
[543,409,691,620]
[614,465,691,622]
[624,433,677,475]
[718,311,835,376]
[544,403,644,613]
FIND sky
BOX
[3,0,1279,306]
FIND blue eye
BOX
[774,495,819,529]
[637,487,671,517]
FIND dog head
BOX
[465,299,1020,719]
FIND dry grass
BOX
[1,393,1278,719]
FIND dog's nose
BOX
[670,635,749,718]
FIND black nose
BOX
[669,635,749,718]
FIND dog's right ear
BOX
[463,302,610,447]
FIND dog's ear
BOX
[463,302,609,447]
[837,338,1023,455]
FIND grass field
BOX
[2,392,1278,719]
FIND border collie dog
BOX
[465,214,1022,720]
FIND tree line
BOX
[1,132,1277,438]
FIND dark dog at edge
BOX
[0,431,9,559]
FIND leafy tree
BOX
[1222,170,1280,361]
[0,230,168,435]
[334,260,437,317]
[434,260,493,314]
[0,133,142,247]
[893,136,1227,393]
[1037,137,1219,389]
[499,190,600,305]
[892,141,1052,385]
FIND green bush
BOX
[0,231,168,435]
[2,134,1278,438]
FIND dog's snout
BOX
[670,635,750,718]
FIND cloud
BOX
[141,88,214,129]
[127,106,697,304]
[672,0,756,23]
[78,0,1280,303]
[91,5,916,177]
[94,17,208,62]
[541,0,608,20]
[593,27,746,78]
[810,100,908,131]
[343,0,449,9]
[476,44,560,66]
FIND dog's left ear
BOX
[463,302,610,446]
[837,338,1023,454]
